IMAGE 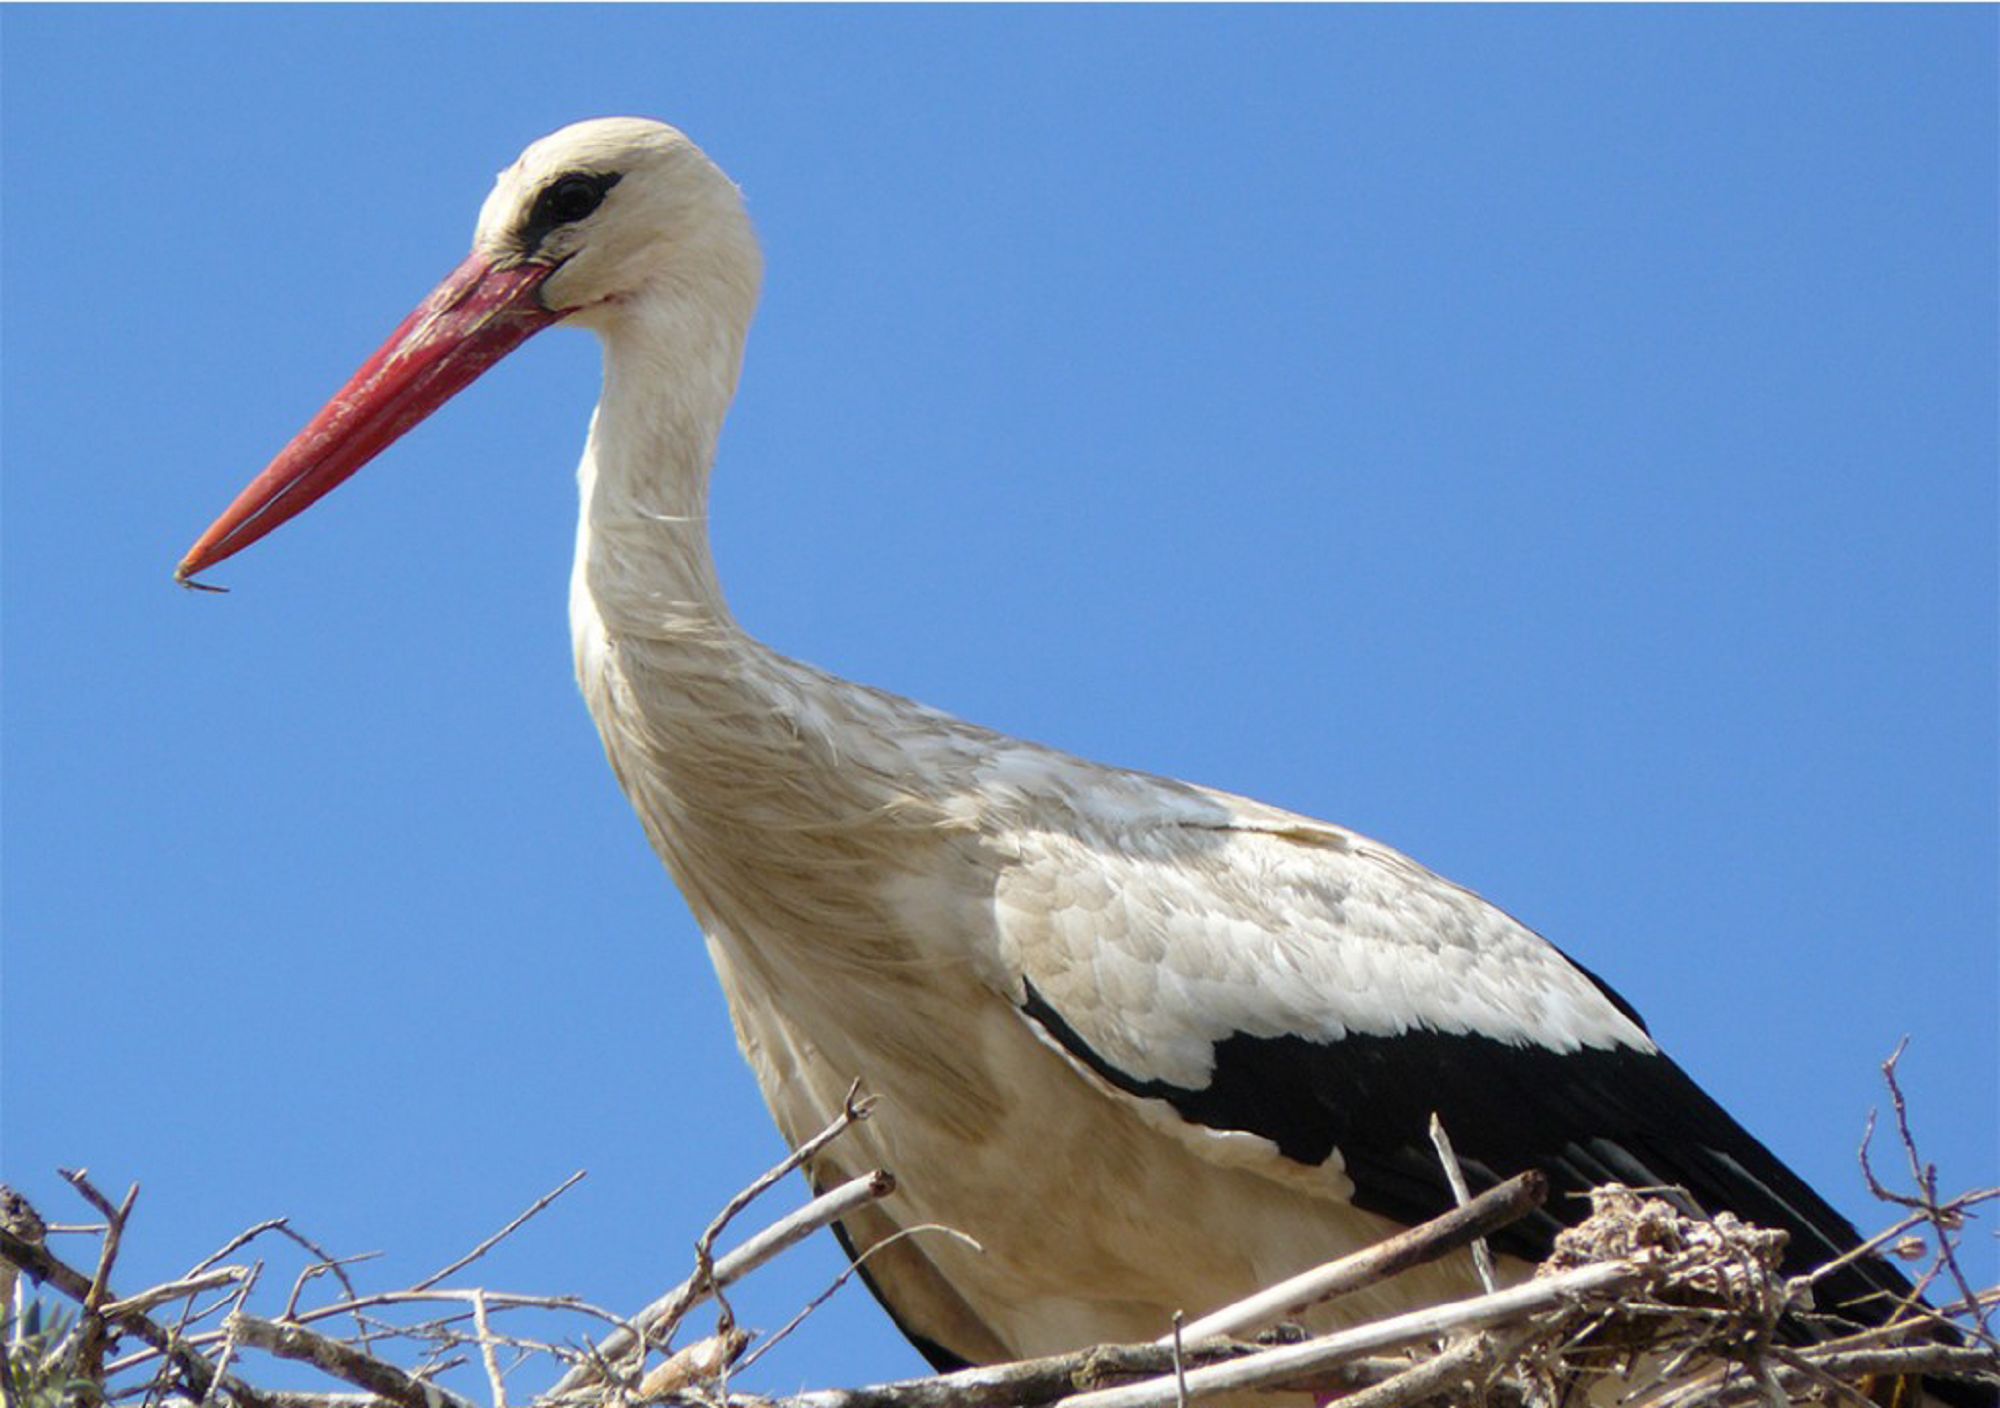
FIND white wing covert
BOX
[973,755,1896,1314]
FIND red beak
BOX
[175,253,561,587]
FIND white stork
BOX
[179,118,1930,1372]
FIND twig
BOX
[0,1222,270,1408]
[182,1214,380,1348]
[547,1167,896,1396]
[411,1171,586,1294]
[1171,1169,1546,1344]
[104,1268,249,1320]
[1428,1114,1498,1295]
[104,1289,630,1382]
[1884,1043,1988,1341]
[682,1080,877,1327]
[60,1171,140,1385]
[1637,1337,2000,1408]
[611,1082,877,1391]
[470,1291,505,1408]
[1058,1260,1642,1408]
[1764,1346,1879,1408]
[271,1227,377,1347]
[1805,1342,2000,1381]
[201,1260,265,1408]
[1311,1329,1504,1408]
[225,1314,479,1408]
[189,1222,292,1279]
[57,1171,125,1227]
[778,1341,1270,1408]
[738,1224,983,1377]
[1856,1040,1992,1349]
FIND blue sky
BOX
[3,5,1994,1397]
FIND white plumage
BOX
[179,117,1920,1373]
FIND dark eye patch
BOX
[520,171,622,250]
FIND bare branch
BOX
[411,1172,587,1295]
[470,1291,506,1408]
[226,1314,480,1408]
[1306,1329,1506,1408]
[1175,1169,1547,1347]
[691,1081,877,1291]
[61,1170,141,1383]
[547,1167,896,1397]
[14,1069,1991,1408]
[104,1267,249,1319]
[200,1260,266,1408]
[1429,1113,1498,1295]
[777,1342,1270,1408]
[0,1221,271,1408]
[1057,1261,1641,1408]
[190,1221,293,1278]
[740,1225,984,1379]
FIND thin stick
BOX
[546,1168,895,1396]
[1169,1314,1188,1408]
[779,1341,1270,1408]
[1805,1343,2000,1381]
[201,1259,264,1408]
[411,1171,586,1294]
[693,1082,875,1278]
[1311,1331,1501,1408]
[189,1220,291,1278]
[104,1267,249,1319]
[104,1288,633,1380]
[62,1171,140,1383]
[225,1314,480,1408]
[0,1223,269,1408]
[1428,1114,1497,1295]
[737,1224,983,1377]
[471,1290,506,1408]
[1171,1169,1546,1345]
[1060,1259,1641,1408]
[187,1214,378,1347]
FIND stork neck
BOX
[576,286,751,640]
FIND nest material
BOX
[1545,1185,1792,1315]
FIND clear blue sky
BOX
[3,5,1994,1397]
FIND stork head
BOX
[175,117,759,586]
[476,117,760,332]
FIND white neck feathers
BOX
[575,276,753,644]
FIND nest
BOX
[4,1074,1994,1408]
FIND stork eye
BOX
[534,172,619,228]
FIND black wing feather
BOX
[1020,981,1913,1326]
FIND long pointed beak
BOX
[175,253,561,587]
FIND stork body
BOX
[180,118,1930,1375]
[565,222,1628,1354]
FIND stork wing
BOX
[976,765,1903,1320]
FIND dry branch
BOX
[545,1168,897,1398]
[5,1061,1994,1408]
[0,1217,266,1408]
[227,1315,480,1408]
[1169,1168,1547,1345]
[1063,1261,1643,1408]
[412,1174,587,1296]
